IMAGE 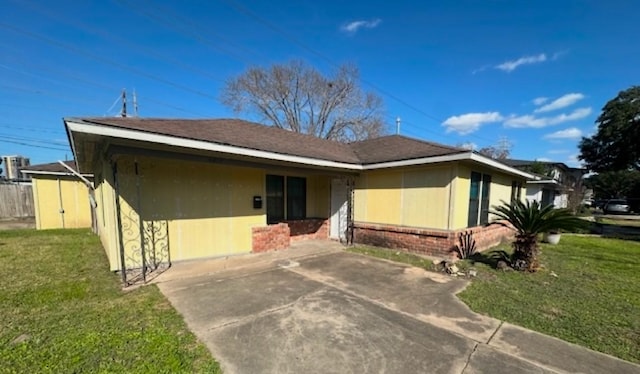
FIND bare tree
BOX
[477,146,511,160]
[221,60,385,141]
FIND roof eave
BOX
[64,119,536,179]
[362,152,536,178]
[21,170,94,177]
[64,118,362,171]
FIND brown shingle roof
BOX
[349,135,466,164]
[74,117,362,164]
[21,160,79,174]
[67,118,469,166]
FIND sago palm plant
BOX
[491,200,586,271]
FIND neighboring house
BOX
[501,159,586,208]
[64,117,532,279]
[21,161,94,230]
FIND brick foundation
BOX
[251,218,330,252]
[353,222,513,258]
[287,218,329,242]
[251,223,290,253]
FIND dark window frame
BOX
[266,174,307,224]
[510,181,523,203]
[468,171,492,227]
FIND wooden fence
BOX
[0,183,35,218]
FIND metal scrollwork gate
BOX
[113,158,170,286]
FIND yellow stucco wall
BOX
[95,155,332,271]
[32,176,92,230]
[354,165,453,230]
[112,157,265,266]
[354,162,528,232]
[94,161,121,271]
[452,162,528,229]
[306,175,330,218]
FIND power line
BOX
[0,22,219,101]
[14,0,225,85]
[0,138,69,151]
[0,59,210,117]
[118,0,267,66]
[221,0,497,144]
[0,123,63,134]
[0,133,68,146]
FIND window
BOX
[266,175,306,224]
[468,172,491,227]
[266,175,285,224]
[286,176,306,220]
[510,181,522,202]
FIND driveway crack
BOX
[486,320,503,345]
[460,343,478,374]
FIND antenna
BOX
[396,117,401,135]
[120,89,127,117]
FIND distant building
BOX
[501,159,586,208]
[1,155,31,181]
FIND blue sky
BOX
[1,0,638,167]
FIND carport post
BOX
[134,159,147,283]
[112,160,127,285]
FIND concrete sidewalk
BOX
[155,244,640,374]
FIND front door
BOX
[330,179,348,241]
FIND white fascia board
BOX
[362,153,472,170]
[21,170,94,177]
[526,179,558,185]
[468,153,536,179]
[65,120,362,171]
[64,120,538,178]
[363,152,535,179]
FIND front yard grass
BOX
[351,235,640,364]
[0,229,221,373]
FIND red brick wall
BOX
[287,218,329,242]
[353,222,513,258]
[252,223,290,253]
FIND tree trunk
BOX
[511,234,540,271]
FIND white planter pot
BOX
[544,233,561,245]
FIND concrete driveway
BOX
[156,244,639,374]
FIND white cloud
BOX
[535,93,585,113]
[442,112,503,135]
[504,107,592,128]
[458,142,477,150]
[567,154,581,167]
[496,53,547,72]
[549,107,592,124]
[340,19,381,34]
[544,127,583,140]
[536,157,552,162]
[503,114,547,128]
[547,149,570,154]
[532,97,548,106]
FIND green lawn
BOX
[599,217,640,228]
[351,235,640,364]
[0,229,221,373]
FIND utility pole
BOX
[132,89,138,117]
[120,89,127,118]
[497,136,512,158]
[396,117,401,135]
